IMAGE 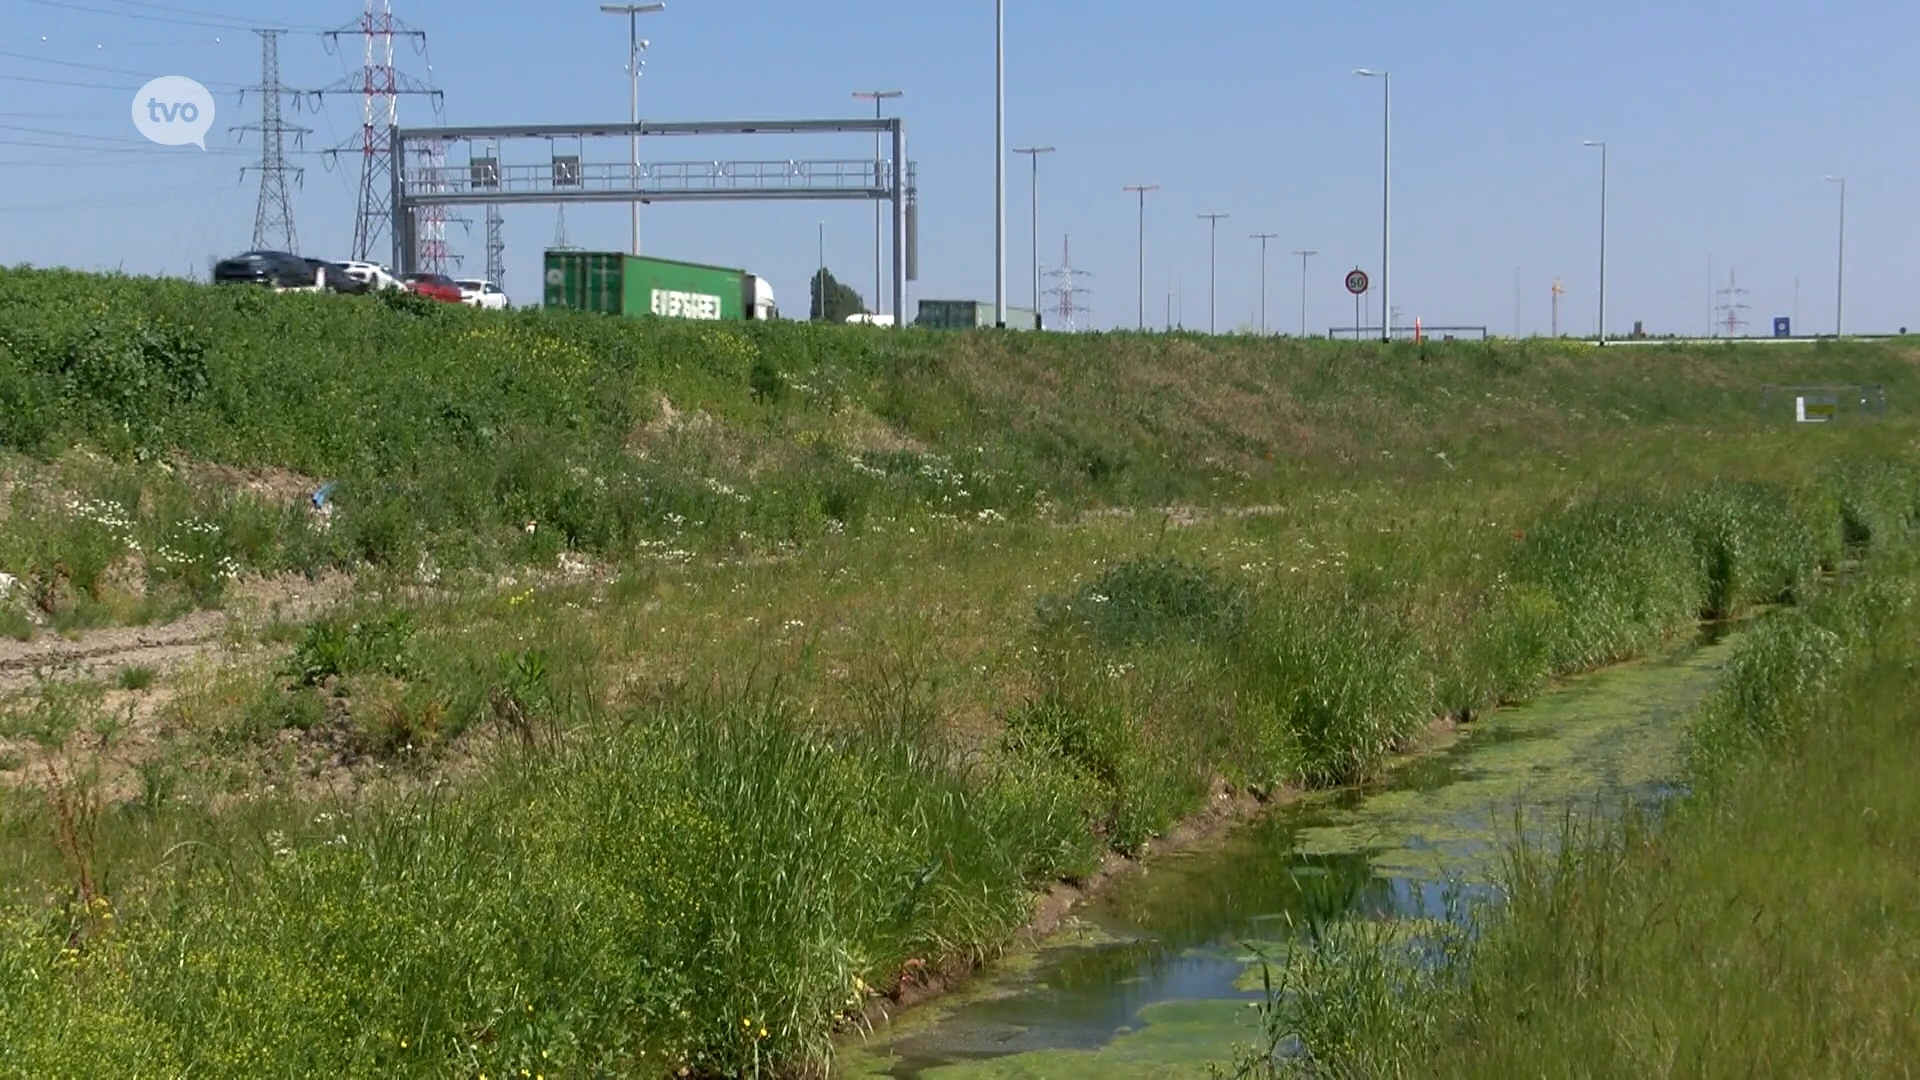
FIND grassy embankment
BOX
[1229,553,1920,1078]
[0,265,1917,1077]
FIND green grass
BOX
[3,266,1920,1077]
[4,263,1917,597]
[1227,552,1920,1079]
[0,693,1099,1079]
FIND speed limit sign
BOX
[1345,269,1370,295]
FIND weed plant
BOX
[5,265,1917,624]
[0,694,1096,1078]
[1222,548,1920,1078]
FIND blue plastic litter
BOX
[311,481,338,510]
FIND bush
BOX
[1036,555,1246,647]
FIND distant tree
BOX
[810,268,868,322]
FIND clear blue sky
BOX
[3,0,1916,335]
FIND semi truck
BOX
[542,250,778,322]
[914,299,1041,330]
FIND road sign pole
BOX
[1344,268,1369,338]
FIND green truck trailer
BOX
[914,299,1041,330]
[542,251,779,321]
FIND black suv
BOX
[213,250,315,289]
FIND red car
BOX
[401,271,464,303]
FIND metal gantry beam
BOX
[390,117,911,318]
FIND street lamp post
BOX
[1291,249,1317,337]
[600,2,665,257]
[1013,146,1055,318]
[1198,212,1229,333]
[1251,232,1277,334]
[994,0,1006,328]
[1123,184,1159,330]
[1584,140,1607,344]
[853,89,904,321]
[1354,68,1390,342]
[1825,175,1846,336]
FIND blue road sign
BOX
[1774,317,1792,338]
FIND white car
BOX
[338,260,403,292]
[454,278,511,310]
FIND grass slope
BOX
[1233,554,1920,1078]
[2,267,1919,1077]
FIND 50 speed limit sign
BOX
[1345,269,1370,295]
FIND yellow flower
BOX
[741,1017,751,1028]
[758,1027,768,1040]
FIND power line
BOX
[0,72,147,90]
[0,108,128,118]
[94,0,328,26]
[21,0,329,33]
[0,154,251,165]
[0,135,248,153]
[0,121,157,143]
[0,185,209,212]
[0,47,250,87]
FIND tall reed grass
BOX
[1223,548,1920,1079]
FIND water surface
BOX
[839,629,1740,1078]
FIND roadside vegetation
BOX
[1224,550,1920,1079]
[1,265,1917,1076]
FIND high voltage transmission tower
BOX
[321,0,443,265]
[1716,268,1752,337]
[411,135,468,273]
[1042,234,1091,331]
[233,29,310,253]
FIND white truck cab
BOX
[750,275,778,320]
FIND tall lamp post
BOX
[853,89,904,321]
[1825,174,1846,336]
[1198,212,1229,333]
[1251,232,1277,334]
[1013,145,1055,319]
[1354,68,1390,341]
[1584,140,1607,344]
[600,2,665,257]
[994,0,1006,328]
[1123,184,1159,330]
[1291,249,1317,337]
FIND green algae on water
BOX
[1291,635,1739,879]
[908,1000,1259,1079]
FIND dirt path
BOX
[0,612,229,693]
